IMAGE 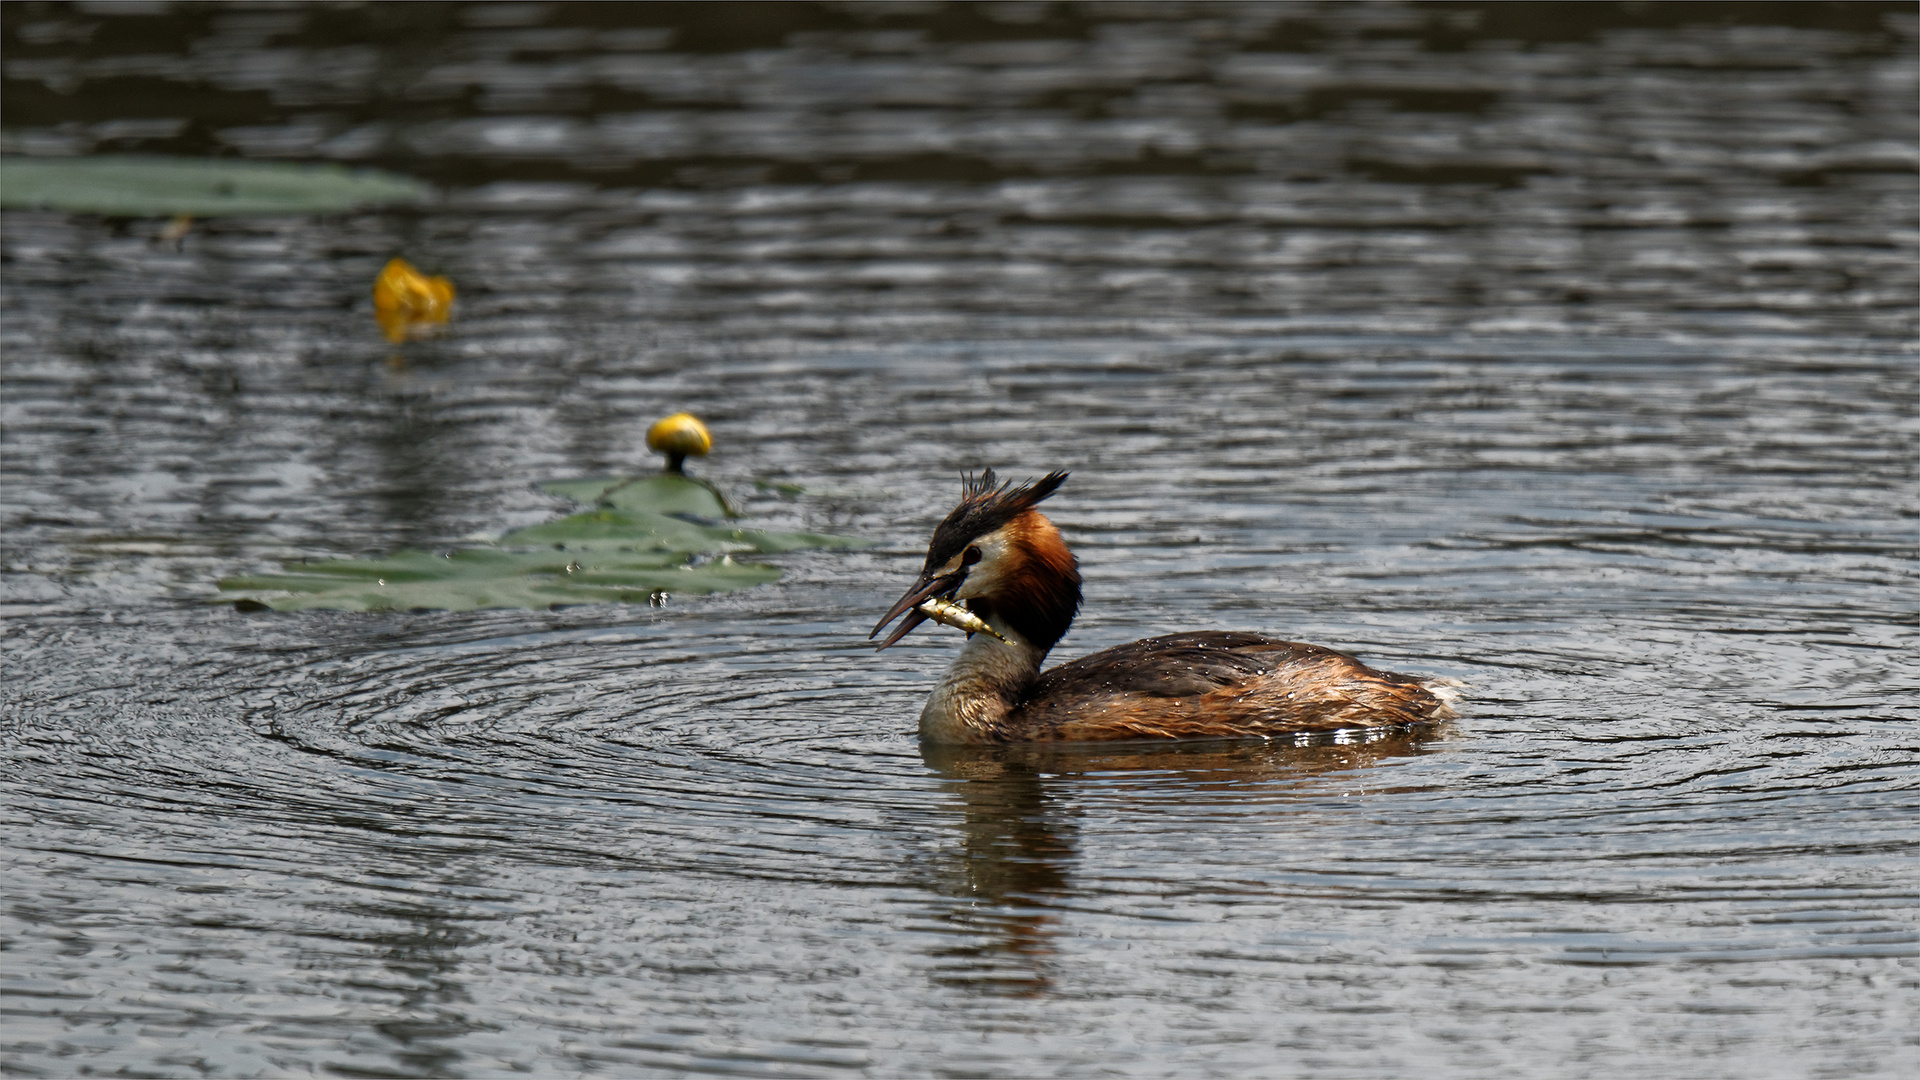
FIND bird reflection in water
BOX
[912,730,1442,997]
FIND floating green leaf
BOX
[502,507,755,555]
[538,474,734,518]
[532,473,869,554]
[220,547,779,613]
[0,156,432,216]
[218,472,867,612]
[503,507,868,556]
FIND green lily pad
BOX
[0,156,432,216]
[532,473,869,553]
[217,472,867,612]
[505,506,868,556]
[502,507,755,554]
[538,474,734,517]
[219,547,779,613]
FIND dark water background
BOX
[3,3,1917,1076]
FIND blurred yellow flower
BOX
[646,412,713,473]
[372,257,454,342]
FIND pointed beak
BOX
[870,570,964,650]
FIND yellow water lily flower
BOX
[646,412,712,473]
[372,257,455,342]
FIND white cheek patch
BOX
[955,527,1015,599]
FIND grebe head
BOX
[871,469,1081,653]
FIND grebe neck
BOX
[918,611,1048,743]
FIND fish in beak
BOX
[870,569,965,650]
[870,571,1008,649]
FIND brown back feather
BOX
[1010,633,1452,741]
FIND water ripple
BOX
[5,3,1917,1077]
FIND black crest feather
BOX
[924,469,1069,571]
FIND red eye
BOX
[962,546,982,566]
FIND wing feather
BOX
[1009,632,1451,741]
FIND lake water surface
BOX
[3,3,1916,1077]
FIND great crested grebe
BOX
[871,470,1461,744]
